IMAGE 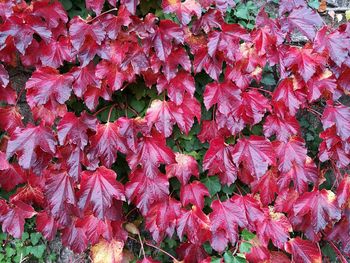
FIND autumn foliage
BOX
[0,0,350,262]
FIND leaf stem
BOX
[87,8,118,23]
[328,240,348,263]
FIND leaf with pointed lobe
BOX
[32,0,68,28]
[78,167,125,220]
[36,211,58,241]
[125,168,169,215]
[277,158,318,194]
[272,77,306,116]
[166,153,199,185]
[25,67,73,108]
[192,9,224,34]
[319,127,350,168]
[203,137,237,185]
[231,194,264,229]
[88,122,127,168]
[40,36,72,68]
[45,170,77,223]
[195,47,224,81]
[177,206,211,244]
[153,20,184,61]
[278,0,306,15]
[284,237,322,263]
[231,136,276,179]
[57,112,97,149]
[251,169,278,206]
[322,102,350,141]
[263,113,300,142]
[70,63,99,98]
[0,164,26,191]
[95,60,126,92]
[0,152,9,171]
[198,120,230,143]
[145,100,176,138]
[6,125,56,170]
[171,96,201,135]
[138,257,161,263]
[81,215,114,245]
[204,81,241,115]
[162,0,202,25]
[283,6,323,40]
[275,188,299,214]
[117,117,148,153]
[61,219,88,253]
[274,136,308,173]
[209,198,247,252]
[100,7,132,40]
[306,69,338,102]
[293,189,341,233]
[0,106,23,135]
[284,46,326,82]
[0,15,51,54]
[0,200,36,239]
[256,208,292,249]
[157,71,194,105]
[339,67,350,93]
[314,26,350,67]
[86,0,117,15]
[84,85,112,111]
[145,197,181,243]
[180,181,209,210]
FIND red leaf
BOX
[88,122,127,167]
[177,206,211,244]
[166,153,198,185]
[6,125,56,170]
[57,112,97,149]
[0,200,36,238]
[326,218,350,255]
[71,63,99,98]
[0,106,23,135]
[40,36,72,68]
[0,64,9,87]
[25,67,74,108]
[198,120,230,143]
[145,198,181,243]
[162,0,202,25]
[209,198,247,252]
[153,20,184,61]
[283,7,323,40]
[0,164,26,191]
[78,166,125,220]
[120,0,140,14]
[256,208,292,249]
[284,237,322,263]
[251,169,278,206]
[125,168,169,215]
[32,0,68,28]
[272,77,306,116]
[263,113,300,142]
[322,102,350,141]
[306,69,338,102]
[176,242,207,263]
[180,181,209,210]
[61,219,88,253]
[203,137,237,185]
[127,130,175,178]
[36,211,58,241]
[293,189,341,232]
[86,0,117,15]
[193,47,224,80]
[45,170,76,224]
[336,175,350,207]
[231,136,276,179]
[157,70,194,105]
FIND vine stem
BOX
[107,105,115,123]
[87,8,118,23]
[328,241,348,263]
[128,235,179,262]
[137,233,146,258]
[253,87,272,95]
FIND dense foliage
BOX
[0,0,350,262]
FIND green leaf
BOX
[5,247,15,257]
[239,242,252,253]
[308,0,320,9]
[241,229,255,241]
[30,233,42,246]
[60,0,73,10]
[202,176,221,196]
[222,184,235,195]
[235,4,249,20]
[211,257,222,263]
[129,98,146,113]
[203,242,213,254]
[21,232,29,241]
[30,245,46,259]
[261,73,276,86]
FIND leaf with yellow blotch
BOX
[91,239,131,263]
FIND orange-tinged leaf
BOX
[91,238,125,263]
